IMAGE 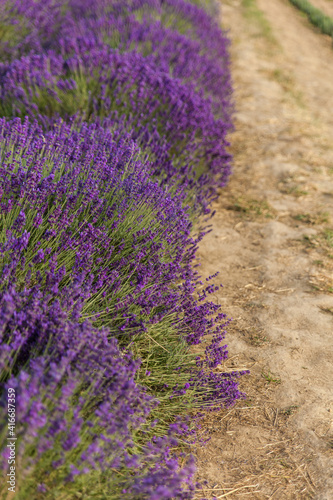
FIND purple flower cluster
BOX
[0,0,233,211]
[0,116,243,389]
[3,0,233,121]
[0,0,246,497]
[0,118,192,339]
[0,287,195,498]
[0,116,246,497]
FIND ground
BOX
[194,0,333,498]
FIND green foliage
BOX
[188,0,218,16]
[324,228,333,247]
[241,0,277,45]
[288,0,333,37]
[0,2,30,61]
[261,370,281,385]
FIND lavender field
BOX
[0,1,246,498]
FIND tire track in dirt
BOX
[194,1,333,498]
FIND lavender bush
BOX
[0,116,244,411]
[0,0,232,121]
[0,49,231,212]
[0,117,245,498]
[0,291,195,499]
[0,0,244,497]
[0,0,234,211]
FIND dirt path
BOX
[194,1,333,498]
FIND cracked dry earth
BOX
[193,1,333,499]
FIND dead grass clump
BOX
[193,370,317,499]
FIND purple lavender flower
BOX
[0,0,234,212]
[0,1,245,496]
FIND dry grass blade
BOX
[215,484,260,498]
[144,332,171,353]
[268,486,282,499]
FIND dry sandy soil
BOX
[193,0,333,498]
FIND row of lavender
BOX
[0,1,245,498]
